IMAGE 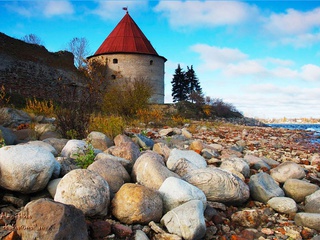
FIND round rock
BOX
[112,183,163,224]
[54,169,110,217]
[267,197,297,214]
[0,145,56,193]
[283,179,319,203]
[270,162,306,183]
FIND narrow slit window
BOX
[150,60,153,65]
[113,58,118,64]
[111,75,116,80]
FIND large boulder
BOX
[167,149,207,170]
[161,200,206,240]
[16,198,88,240]
[87,131,113,151]
[0,125,17,145]
[295,213,320,231]
[0,145,57,193]
[283,179,319,203]
[159,177,207,213]
[249,172,285,203]
[112,183,163,224]
[54,169,110,217]
[220,157,250,178]
[132,151,180,190]
[87,158,130,198]
[183,168,249,204]
[270,162,306,183]
[43,138,69,154]
[0,107,31,128]
[60,140,88,159]
[24,140,58,157]
[267,197,298,214]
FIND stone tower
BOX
[87,11,166,104]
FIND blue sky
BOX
[1,1,320,119]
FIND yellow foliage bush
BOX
[89,114,126,139]
[136,108,164,126]
[25,98,55,116]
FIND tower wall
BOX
[91,53,165,104]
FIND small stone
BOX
[231,209,262,228]
[90,220,112,239]
[112,223,133,238]
[267,197,297,214]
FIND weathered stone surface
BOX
[94,152,132,173]
[220,157,250,178]
[0,126,17,145]
[24,140,58,157]
[112,183,163,224]
[42,138,69,154]
[267,197,298,213]
[159,177,206,213]
[16,198,88,240]
[132,151,180,190]
[244,154,271,170]
[295,213,320,231]
[60,140,87,159]
[89,220,112,239]
[305,190,320,205]
[56,156,80,176]
[87,131,113,151]
[170,157,200,177]
[133,230,149,240]
[167,148,207,171]
[0,108,31,128]
[34,123,56,136]
[159,127,174,136]
[249,172,285,203]
[87,158,130,197]
[134,134,154,150]
[54,169,110,217]
[283,179,319,203]
[231,209,262,228]
[161,200,206,240]
[114,134,134,145]
[183,168,249,204]
[39,131,61,141]
[0,145,56,193]
[189,140,204,154]
[153,142,171,161]
[270,162,306,183]
[107,142,140,165]
[47,178,62,198]
[305,199,320,213]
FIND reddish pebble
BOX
[90,220,112,239]
[112,223,133,238]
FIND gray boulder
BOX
[0,107,31,128]
[88,157,130,198]
[167,148,207,170]
[132,151,180,190]
[133,133,154,150]
[244,154,271,170]
[159,177,206,213]
[220,157,250,178]
[87,131,113,151]
[43,138,69,154]
[60,140,87,159]
[267,197,297,214]
[270,161,306,183]
[183,168,249,204]
[0,125,17,145]
[305,190,320,205]
[0,145,57,193]
[305,199,320,214]
[249,172,285,203]
[283,179,319,203]
[161,200,206,240]
[24,140,58,157]
[54,169,110,217]
[295,213,320,231]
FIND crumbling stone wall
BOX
[0,32,86,102]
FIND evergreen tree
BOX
[185,65,202,97]
[171,64,188,102]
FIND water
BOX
[268,123,320,143]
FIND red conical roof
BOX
[93,12,159,56]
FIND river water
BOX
[268,124,320,144]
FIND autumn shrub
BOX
[136,108,164,126]
[102,78,153,118]
[205,97,243,118]
[89,113,125,139]
[25,98,55,116]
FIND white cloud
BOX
[300,64,320,82]
[154,1,259,29]
[190,44,247,71]
[43,1,74,17]
[93,1,148,20]
[5,1,74,18]
[264,8,320,36]
[279,33,320,48]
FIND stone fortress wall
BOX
[91,53,165,104]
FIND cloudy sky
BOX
[1,1,320,119]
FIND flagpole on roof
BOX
[122,7,128,13]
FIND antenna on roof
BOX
[122,7,128,13]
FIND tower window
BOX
[150,60,153,65]
[111,75,116,80]
[113,58,118,64]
